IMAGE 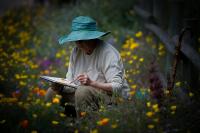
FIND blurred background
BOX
[0,0,200,132]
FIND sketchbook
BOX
[40,76,78,89]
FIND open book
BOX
[40,76,78,89]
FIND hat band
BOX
[72,22,97,31]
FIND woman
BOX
[45,16,130,117]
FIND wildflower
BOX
[171,111,175,115]
[152,104,158,110]
[170,105,177,111]
[135,31,143,38]
[132,55,138,60]
[19,81,26,86]
[128,60,133,64]
[52,98,60,104]
[32,114,37,118]
[74,129,79,133]
[139,58,144,62]
[52,121,59,125]
[146,111,154,117]
[129,90,135,96]
[43,70,50,75]
[60,113,66,117]
[146,36,153,43]
[0,120,6,124]
[56,52,62,58]
[90,129,98,133]
[0,98,18,103]
[38,89,46,96]
[146,102,151,107]
[19,119,29,128]
[111,124,118,128]
[130,42,139,50]
[46,102,52,107]
[153,118,159,123]
[97,118,109,126]
[189,92,194,97]
[131,85,137,89]
[147,124,155,129]
[31,130,38,133]
[164,90,170,95]
[80,112,86,117]
[175,82,181,87]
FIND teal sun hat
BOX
[58,16,110,44]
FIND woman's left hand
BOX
[76,74,92,85]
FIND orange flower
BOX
[80,112,86,117]
[38,89,46,96]
[20,119,29,128]
[97,118,109,126]
[32,87,40,94]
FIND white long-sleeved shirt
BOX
[66,40,130,98]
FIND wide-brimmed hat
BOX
[58,16,110,44]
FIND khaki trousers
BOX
[45,85,111,116]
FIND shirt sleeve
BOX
[102,52,124,94]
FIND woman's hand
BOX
[76,74,92,85]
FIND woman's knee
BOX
[75,86,91,101]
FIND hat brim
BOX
[58,30,110,44]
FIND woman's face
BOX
[75,40,96,54]
[75,40,89,50]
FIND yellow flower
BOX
[132,55,138,60]
[32,114,37,118]
[139,58,144,62]
[170,105,177,111]
[19,81,26,86]
[146,36,153,43]
[90,129,98,133]
[130,42,139,50]
[52,121,59,125]
[111,124,118,128]
[189,92,194,97]
[146,111,154,117]
[131,85,137,89]
[153,118,159,123]
[129,90,135,96]
[152,104,158,110]
[56,52,62,58]
[128,60,133,64]
[46,102,52,107]
[60,113,66,117]
[135,31,143,38]
[74,129,79,133]
[146,102,151,107]
[31,130,38,133]
[175,82,181,87]
[147,124,155,129]
[52,98,60,104]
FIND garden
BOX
[0,0,199,132]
